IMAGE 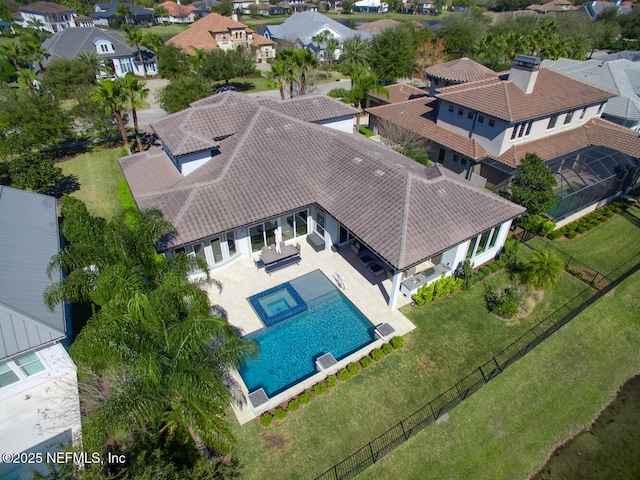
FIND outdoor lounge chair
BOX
[369,263,385,276]
[359,253,375,266]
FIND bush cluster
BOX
[390,336,404,349]
[358,126,374,137]
[326,375,336,388]
[548,201,632,240]
[347,362,360,376]
[486,285,521,318]
[313,382,326,396]
[413,273,463,306]
[360,355,372,368]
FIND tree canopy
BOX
[509,152,557,216]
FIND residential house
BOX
[0,187,81,480]
[353,0,389,13]
[543,57,640,132]
[90,2,154,26]
[74,14,96,27]
[157,1,199,24]
[355,18,401,35]
[425,56,498,96]
[41,26,158,78]
[18,2,77,33]
[525,0,578,14]
[283,0,318,12]
[168,13,275,62]
[189,0,221,15]
[579,0,634,20]
[119,92,525,309]
[264,11,372,61]
[0,20,16,35]
[367,83,428,109]
[368,55,640,224]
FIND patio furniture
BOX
[306,232,325,252]
[359,253,375,266]
[265,255,301,274]
[260,244,299,266]
[369,263,385,276]
[255,258,265,269]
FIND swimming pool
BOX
[240,270,376,397]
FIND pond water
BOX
[533,375,640,479]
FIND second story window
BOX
[488,118,495,127]
[580,107,587,120]
[564,110,575,125]
[458,108,463,116]
[511,121,533,140]
[467,111,473,119]
[547,114,558,129]
[478,115,485,123]
[597,103,605,115]
[448,104,454,113]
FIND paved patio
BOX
[205,241,416,424]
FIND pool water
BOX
[240,272,376,397]
[267,298,290,314]
[248,282,307,327]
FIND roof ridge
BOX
[503,82,513,122]
[395,171,412,269]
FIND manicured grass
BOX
[546,209,640,275]
[242,11,445,29]
[359,269,640,480]
[223,70,342,93]
[226,269,591,479]
[58,146,125,219]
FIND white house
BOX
[353,0,389,13]
[41,27,158,78]
[0,187,81,480]
[119,92,525,309]
[18,2,78,33]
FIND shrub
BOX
[326,375,336,388]
[298,390,312,404]
[489,262,501,273]
[539,220,556,237]
[495,259,506,268]
[584,222,596,231]
[390,336,404,349]
[381,343,393,355]
[479,266,491,276]
[520,250,563,290]
[486,285,521,318]
[547,230,563,240]
[565,224,577,232]
[274,407,287,420]
[359,126,374,137]
[456,258,474,290]
[432,273,463,301]
[370,348,383,361]
[260,412,273,427]
[347,362,360,376]
[360,355,372,368]
[566,231,578,239]
[500,237,521,266]
[337,368,351,382]
[412,281,434,305]
[119,179,138,211]
[287,399,299,411]
[327,87,350,100]
[313,382,326,396]
[575,226,586,234]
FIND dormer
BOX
[94,37,114,54]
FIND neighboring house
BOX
[355,18,401,35]
[353,0,389,13]
[284,0,318,12]
[190,0,221,15]
[425,56,498,97]
[167,13,276,63]
[0,20,16,35]
[369,55,640,224]
[579,0,633,20]
[18,2,77,33]
[41,26,158,78]
[119,92,525,309]
[0,187,81,480]
[526,0,577,14]
[264,11,372,61]
[74,14,96,27]
[157,1,198,23]
[90,2,154,26]
[542,58,640,132]
[367,83,428,109]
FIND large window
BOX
[250,224,265,252]
[315,208,326,237]
[250,210,308,252]
[466,236,478,260]
[475,229,492,255]
[564,110,574,125]
[489,224,501,248]
[0,362,19,388]
[0,352,46,389]
[511,121,533,140]
[547,114,558,129]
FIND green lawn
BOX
[359,269,640,480]
[242,11,445,29]
[543,209,640,275]
[58,146,124,219]
[227,269,592,479]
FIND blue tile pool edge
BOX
[248,282,308,327]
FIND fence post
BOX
[493,356,501,372]
[455,383,463,401]
[401,419,407,440]
[479,365,487,383]
[369,442,375,464]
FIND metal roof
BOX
[0,187,66,360]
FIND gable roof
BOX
[437,67,615,122]
[19,2,75,15]
[0,187,66,360]
[265,11,372,46]
[368,96,640,168]
[167,13,250,54]
[159,1,196,17]
[425,57,498,83]
[41,26,154,64]
[121,93,524,271]
[542,58,640,122]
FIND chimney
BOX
[231,13,238,20]
[509,55,541,94]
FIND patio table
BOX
[260,245,299,265]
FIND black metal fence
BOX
[516,231,612,290]
[315,252,640,480]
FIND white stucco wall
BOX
[315,117,354,134]
[0,344,81,480]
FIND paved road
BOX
[135,79,353,128]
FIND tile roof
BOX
[167,13,250,53]
[369,83,428,104]
[121,93,524,270]
[425,57,498,83]
[368,97,640,168]
[159,1,196,17]
[354,18,401,34]
[251,32,275,47]
[437,68,616,122]
[0,187,66,360]
[19,2,75,14]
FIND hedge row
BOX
[259,337,404,428]
[547,199,631,240]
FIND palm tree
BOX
[277,48,298,99]
[121,24,147,77]
[349,66,388,130]
[18,68,37,93]
[293,48,318,96]
[141,32,163,55]
[116,3,133,26]
[0,42,26,71]
[338,36,370,80]
[121,74,149,153]
[20,37,49,74]
[91,79,131,155]
[520,249,563,290]
[266,60,288,101]
[77,50,105,78]
[311,29,331,61]
[325,37,339,67]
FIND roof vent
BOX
[374,169,385,177]
[265,127,274,133]
[283,123,292,129]
[352,157,363,164]
[437,188,446,195]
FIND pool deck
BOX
[205,241,416,425]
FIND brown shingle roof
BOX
[159,1,196,17]
[167,13,249,54]
[19,2,75,14]
[251,32,274,47]
[369,83,428,104]
[256,95,359,122]
[425,57,499,84]
[437,68,616,122]
[121,94,524,270]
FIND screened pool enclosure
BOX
[546,146,639,220]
